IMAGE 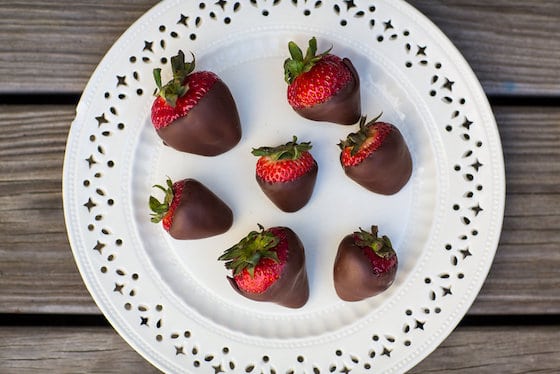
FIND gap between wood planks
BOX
[1,313,559,327]
[1,93,560,107]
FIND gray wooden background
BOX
[1,1,559,372]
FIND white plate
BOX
[63,1,505,373]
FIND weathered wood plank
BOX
[411,325,560,373]
[0,105,559,314]
[0,327,160,373]
[0,1,559,95]
[0,325,558,373]
[409,0,560,96]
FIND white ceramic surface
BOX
[63,1,505,373]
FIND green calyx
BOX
[337,113,383,155]
[284,37,332,84]
[153,50,196,107]
[149,178,174,223]
[251,136,312,161]
[218,224,280,278]
[354,225,394,259]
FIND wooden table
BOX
[1,1,559,372]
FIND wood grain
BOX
[0,1,559,95]
[0,325,558,373]
[0,105,559,314]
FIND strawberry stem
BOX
[338,113,384,155]
[149,178,174,223]
[353,225,394,259]
[153,50,196,107]
[218,224,280,278]
[284,37,332,84]
[251,136,312,161]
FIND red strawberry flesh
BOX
[220,226,309,308]
[340,122,392,167]
[233,227,288,293]
[333,226,398,301]
[151,71,218,130]
[339,117,412,195]
[162,180,184,232]
[256,151,316,183]
[287,54,352,109]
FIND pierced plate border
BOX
[63,1,505,373]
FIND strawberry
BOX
[339,115,412,195]
[284,37,361,125]
[151,50,241,156]
[149,178,233,240]
[218,224,309,308]
[251,136,318,212]
[333,225,398,301]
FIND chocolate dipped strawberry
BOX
[149,178,233,240]
[284,37,361,125]
[333,225,398,302]
[151,50,241,156]
[218,224,309,308]
[339,115,412,195]
[252,136,318,212]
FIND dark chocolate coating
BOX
[343,126,412,195]
[157,79,242,156]
[333,235,397,302]
[256,162,318,212]
[226,227,309,308]
[169,179,233,240]
[294,58,361,125]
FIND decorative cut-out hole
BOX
[205,355,213,362]
[185,331,191,338]
[304,9,311,16]
[118,123,125,130]
[262,10,269,16]
[245,364,255,372]
[405,62,412,68]
[297,355,304,362]
[100,266,107,273]
[159,25,166,32]
[107,199,114,206]
[124,302,131,310]
[404,340,411,346]
[190,33,197,40]
[83,180,90,187]
[129,56,137,63]
[116,239,123,246]
[88,224,95,231]
[341,19,348,26]
[445,125,452,132]
[377,35,384,42]
[424,277,431,284]
[336,349,343,356]
[156,334,163,342]
[429,90,436,97]
[116,269,125,276]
